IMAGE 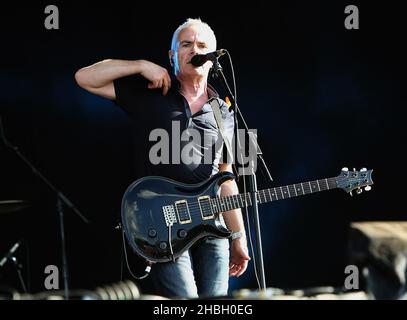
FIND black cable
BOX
[121,229,151,280]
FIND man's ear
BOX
[168,50,175,66]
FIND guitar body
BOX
[121,171,234,263]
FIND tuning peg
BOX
[349,190,353,197]
[360,168,367,172]
[342,167,349,172]
[356,188,363,195]
[353,168,356,172]
[364,186,371,191]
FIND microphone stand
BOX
[0,114,90,299]
[11,256,28,293]
[211,58,273,292]
[0,240,27,293]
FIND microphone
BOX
[191,49,226,67]
[0,241,21,268]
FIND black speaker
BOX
[349,221,407,300]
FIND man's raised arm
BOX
[75,59,171,100]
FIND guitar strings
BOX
[173,180,334,218]
[183,184,330,211]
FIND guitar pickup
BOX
[175,200,192,224]
[198,196,214,220]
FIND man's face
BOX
[171,25,215,79]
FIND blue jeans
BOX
[150,237,230,299]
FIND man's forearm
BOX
[221,180,246,236]
[75,59,144,89]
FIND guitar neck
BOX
[211,177,338,214]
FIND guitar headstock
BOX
[336,167,374,195]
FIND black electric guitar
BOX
[121,167,373,263]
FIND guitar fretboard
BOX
[209,177,337,214]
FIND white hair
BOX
[170,18,217,51]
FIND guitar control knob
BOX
[159,242,167,250]
[148,229,157,238]
[364,186,371,191]
[178,229,187,238]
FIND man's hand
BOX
[229,237,250,277]
[139,60,172,95]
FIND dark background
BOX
[0,1,405,296]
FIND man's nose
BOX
[190,43,200,55]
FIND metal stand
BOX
[0,115,89,299]
[211,57,272,291]
[0,240,27,293]
[10,256,28,293]
[248,149,266,291]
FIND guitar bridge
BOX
[163,205,177,227]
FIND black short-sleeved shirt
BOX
[113,74,234,184]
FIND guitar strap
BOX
[209,98,234,165]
